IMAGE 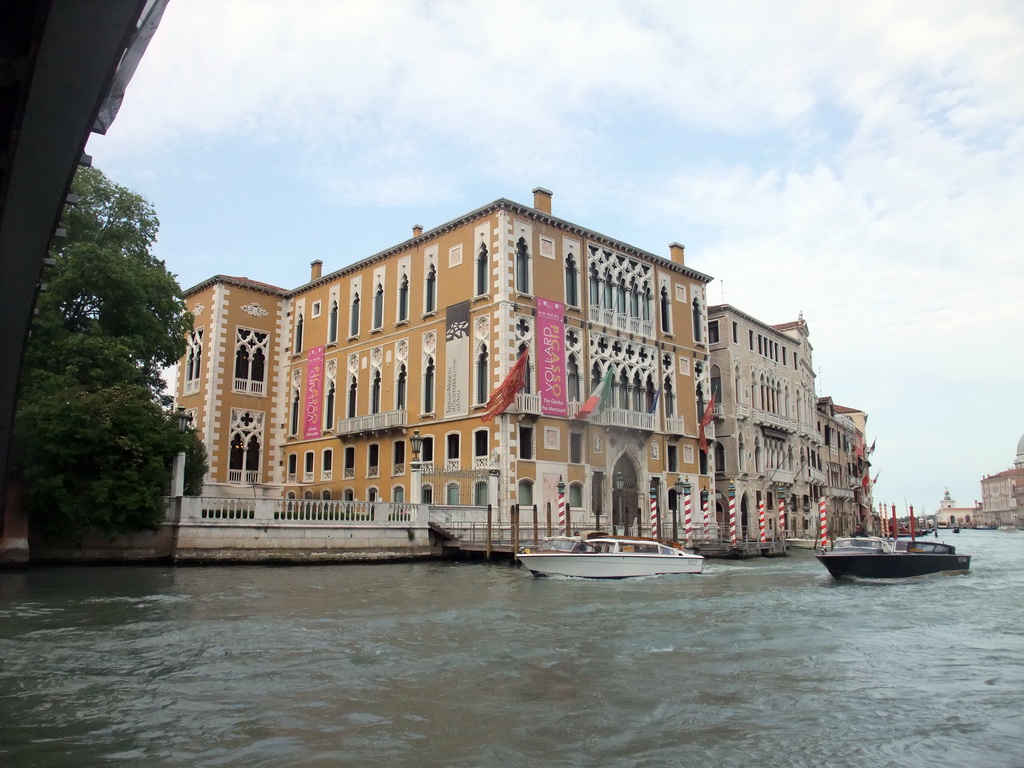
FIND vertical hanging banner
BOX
[537,298,567,417]
[444,301,470,417]
[303,345,325,439]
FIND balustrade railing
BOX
[232,378,265,395]
[595,407,656,430]
[228,469,261,484]
[336,409,407,435]
[664,417,686,435]
[177,496,423,526]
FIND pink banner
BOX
[303,346,325,439]
[537,298,567,417]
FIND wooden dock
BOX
[429,520,788,561]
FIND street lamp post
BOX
[674,476,684,542]
[409,429,423,504]
[172,407,192,522]
[614,471,624,535]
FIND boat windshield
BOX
[894,540,956,555]
[536,538,586,553]
[832,538,890,553]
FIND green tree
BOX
[13,167,199,536]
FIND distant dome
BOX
[1016,432,1024,468]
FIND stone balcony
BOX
[752,408,797,433]
[336,409,407,436]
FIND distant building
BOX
[706,306,871,540]
[978,433,1024,528]
[936,488,982,528]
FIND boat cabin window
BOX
[833,538,887,552]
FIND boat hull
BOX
[816,552,970,580]
[517,552,704,579]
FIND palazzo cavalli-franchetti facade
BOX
[174,188,717,530]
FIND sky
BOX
[87,0,1024,513]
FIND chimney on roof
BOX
[412,224,423,237]
[669,242,685,266]
[310,260,323,281]
[532,187,553,214]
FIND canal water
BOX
[1,530,1021,768]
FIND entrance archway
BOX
[611,454,641,535]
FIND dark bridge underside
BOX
[0,0,152,524]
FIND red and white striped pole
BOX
[650,488,658,538]
[702,493,710,542]
[818,497,829,550]
[778,498,786,541]
[683,485,693,548]
[557,480,566,535]
[728,483,737,546]
[758,498,767,543]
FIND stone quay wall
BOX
[30,497,443,565]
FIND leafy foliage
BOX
[13,167,201,535]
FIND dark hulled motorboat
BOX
[816,536,971,580]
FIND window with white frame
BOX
[233,328,268,395]
[368,443,380,478]
[322,449,333,481]
[185,328,203,394]
[446,432,460,470]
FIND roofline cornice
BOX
[290,198,714,295]
[708,303,807,339]
[183,275,288,299]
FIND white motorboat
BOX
[517,534,704,579]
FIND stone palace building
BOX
[173,188,872,541]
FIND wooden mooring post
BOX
[532,504,539,546]
[486,504,492,560]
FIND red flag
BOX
[698,394,715,453]
[481,353,529,422]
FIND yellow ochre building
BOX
[174,188,716,535]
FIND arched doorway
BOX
[611,454,641,535]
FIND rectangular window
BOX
[303,451,314,483]
[519,425,534,460]
[708,321,720,344]
[393,440,406,475]
[474,430,488,459]
[667,444,678,472]
[322,449,333,481]
[287,453,297,481]
[446,433,460,469]
[569,432,583,464]
[749,329,754,350]
[368,443,380,477]
[311,301,321,318]
[421,436,434,463]
[344,446,356,479]
[732,322,738,344]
